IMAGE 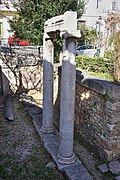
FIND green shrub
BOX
[104,50,115,60]
[76,55,114,80]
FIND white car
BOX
[76,44,97,57]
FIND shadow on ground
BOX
[0,95,67,180]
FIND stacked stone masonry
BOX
[1,54,120,161]
[0,63,43,95]
[54,68,120,161]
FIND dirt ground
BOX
[0,96,67,180]
[25,90,114,180]
[0,92,115,180]
[74,135,113,180]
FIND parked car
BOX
[76,44,97,57]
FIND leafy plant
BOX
[104,50,115,60]
[77,24,97,46]
[76,55,114,80]
[9,0,85,45]
[113,31,120,81]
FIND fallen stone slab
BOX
[45,162,56,169]
[98,164,108,173]
[5,93,14,121]
[64,164,93,180]
[108,161,120,175]
[115,176,120,180]
[24,102,93,180]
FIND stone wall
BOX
[0,60,43,95]
[18,65,43,92]
[54,67,120,161]
[1,57,120,160]
[0,46,43,95]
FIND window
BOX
[0,23,2,38]
[97,0,99,9]
[96,0,101,9]
[112,1,117,10]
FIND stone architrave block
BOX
[115,176,120,180]
[44,11,81,38]
[98,164,108,173]
[108,161,120,175]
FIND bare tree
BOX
[104,12,120,50]
[102,12,120,81]
[114,31,120,81]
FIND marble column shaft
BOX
[58,37,76,164]
[41,34,55,133]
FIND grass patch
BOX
[76,55,114,81]
[0,99,66,180]
[101,171,114,180]
[0,124,3,128]
[88,71,114,81]
[0,147,66,180]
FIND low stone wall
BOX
[18,65,43,92]
[1,56,120,160]
[54,67,120,161]
[0,51,42,94]
[0,61,43,95]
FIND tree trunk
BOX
[114,31,120,82]
[114,53,120,82]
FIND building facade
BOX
[78,0,120,56]
[79,0,120,30]
[0,0,17,45]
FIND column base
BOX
[40,125,55,134]
[57,152,76,165]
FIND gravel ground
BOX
[0,93,115,180]
[74,137,113,180]
[0,96,66,180]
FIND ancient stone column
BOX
[58,37,76,164]
[40,34,55,133]
[0,66,3,95]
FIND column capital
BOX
[44,32,56,41]
[60,31,80,39]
